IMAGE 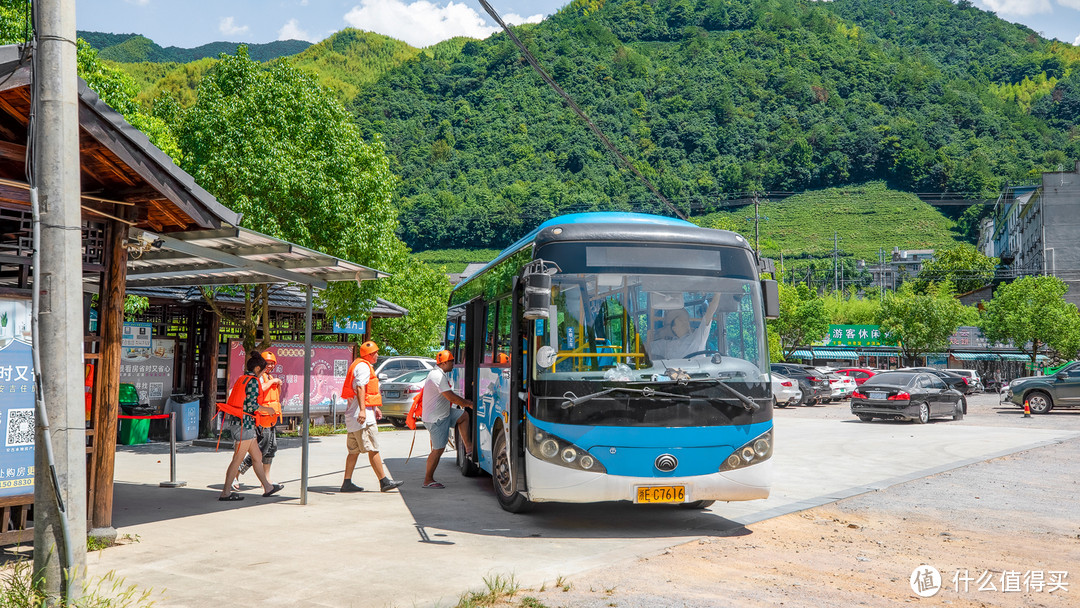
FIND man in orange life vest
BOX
[340,340,404,493]
[237,351,283,484]
[219,352,284,501]
[421,349,474,489]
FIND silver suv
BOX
[945,369,984,393]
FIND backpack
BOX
[405,390,423,430]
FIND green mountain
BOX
[77,31,311,63]
[290,30,422,102]
[349,0,1079,252]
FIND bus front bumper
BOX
[523,455,771,504]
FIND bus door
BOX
[463,299,485,465]
[509,277,528,495]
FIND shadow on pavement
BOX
[382,455,753,541]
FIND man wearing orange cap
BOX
[237,350,283,484]
[421,349,473,489]
[340,340,404,493]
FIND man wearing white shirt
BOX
[421,350,473,489]
[340,341,404,493]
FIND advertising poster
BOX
[0,298,34,498]
[226,340,352,415]
[118,332,177,411]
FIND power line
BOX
[474,0,686,220]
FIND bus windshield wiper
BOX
[683,378,761,412]
[555,386,689,409]
[630,377,760,412]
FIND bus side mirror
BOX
[762,280,779,319]
[523,259,559,320]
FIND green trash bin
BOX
[118,418,149,445]
[118,383,150,445]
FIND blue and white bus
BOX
[444,212,780,512]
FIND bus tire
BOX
[679,500,715,509]
[455,426,479,477]
[493,428,533,513]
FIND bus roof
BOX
[452,212,696,293]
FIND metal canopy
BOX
[125,225,390,290]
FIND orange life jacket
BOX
[340,359,381,407]
[255,374,282,428]
[218,374,258,420]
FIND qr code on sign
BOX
[334,360,348,377]
[6,409,34,447]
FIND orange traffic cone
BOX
[1023,400,1032,418]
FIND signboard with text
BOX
[118,337,177,410]
[332,318,367,335]
[0,298,34,497]
[226,340,353,415]
[818,324,896,348]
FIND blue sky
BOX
[77,1,1080,49]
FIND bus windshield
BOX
[530,267,770,427]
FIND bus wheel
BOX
[455,426,479,477]
[678,500,715,509]
[493,428,533,513]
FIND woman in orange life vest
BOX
[218,352,284,501]
[236,351,283,485]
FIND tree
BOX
[980,275,1080,373]
[176,47,448,355]
[768,283,830,362]
[824,288,881,325]
[913,244,998,294]
[878,281,974,365]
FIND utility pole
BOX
[745,193,768,261]
[33,0,87,600]
[833,231,839,293]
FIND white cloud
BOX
[1056,0,1080,10]
[1075,31,1080,45]
[278,18,315,42]
[125,0,150,5]
[219,17,250,37]
[978,0,1052,16]
[344,0,543,47]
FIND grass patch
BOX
[454,573,519,608]
[278,423,347,438]
[1,560,159,607]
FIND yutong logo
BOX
[654,454,678,472]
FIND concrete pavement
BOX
[86,408,1080,607]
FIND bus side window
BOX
[496,298,512,366]
[484,304,497,364]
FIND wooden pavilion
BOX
[0,44,391,537]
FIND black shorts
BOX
[256,426,278,463]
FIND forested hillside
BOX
[352,0,1079,251]
[78,31,310,63]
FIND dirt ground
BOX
[490,395,1080,608]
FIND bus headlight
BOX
[527,421,606,473]
[720,429,773,472]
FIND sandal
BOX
[218,493,244,501]
[422,481,445,489]
[262,483,285,497]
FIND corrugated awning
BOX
[999,354,1031,361]
[813,348,859,360]
[790,350,813,358]
[124,226,390,290]
[951,352,993,361]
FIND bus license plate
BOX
[635,486,685,504]
[869,391,886,400]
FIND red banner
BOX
[226,340,353,415]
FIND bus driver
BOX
[647,293,723,361]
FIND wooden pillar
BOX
[90,220,127,530]
[200,306,220,437]
[183,305,197,394]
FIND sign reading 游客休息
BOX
[817,324,896,348]
[0,297,34,498]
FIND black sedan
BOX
[850,371,965,424]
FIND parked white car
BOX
[945,369,984,393]
[374,356,436,381]
[818,367,856,400]
[770,373,802,408]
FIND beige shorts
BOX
[346,426,380,454]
